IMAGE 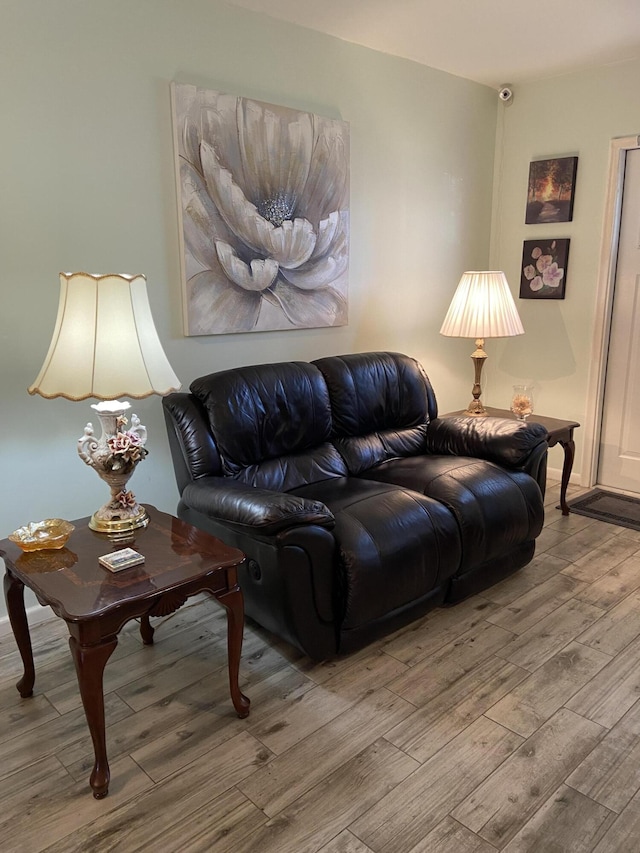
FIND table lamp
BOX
[28,272,181,536]
[440,270,524,416]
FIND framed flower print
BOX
[519,238,570,300]
[171,83,349,335]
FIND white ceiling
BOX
[224,0,640,88]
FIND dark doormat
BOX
[568,489,640,532]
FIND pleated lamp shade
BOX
[28,272,181,401]
[440,271,524,339]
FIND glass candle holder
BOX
[511,385,534,420]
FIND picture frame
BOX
[171,83,349,336]
[519,238,570,300]
[525,156,578,224]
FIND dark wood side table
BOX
[443,408,580,515]
[0,505,250,799]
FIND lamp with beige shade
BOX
[440,270,524,416]
[29,272,181,536]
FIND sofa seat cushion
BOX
[291,477,461,632]
[360,455,544,574]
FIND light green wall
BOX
[0,0,497,617]
[489,58,640,474]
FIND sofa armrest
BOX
[182,477,335,536]
[426,416,548,469]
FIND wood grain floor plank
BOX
[350,716,522,853]
[41,732,270,853]
[0,689,60,743]
[120,787,266,853]
[239,634,312,687]
[284,636,391,686]
[120,673,258,783]
[486,640,611,737]
[58,668,236,776]
[496,599,604,672]
[533,525,570,555]
[1,755,153,853]
[591,787,640,853]
[501,784,615,852]
[566,699,640,813]
[617,525,640,543]
[546,512,604,535]
[233,738,418,853]
[0,611,67,666]
[115,646,230,712]
[478,553,571,606]
[451,709,605,848]
[573,553,640,610]
[380,596,500,666]
[388,621,515,706]
[567,726,640,814]
[561,536,640,584]
[318,830,376,852]
[408,816,499,853]
[565,634,640,728]
[247,650,407,756]
[386,656,527,762]
[1,625,140,701]
[546,522,618,563]
[238,688,415,817]
[318,648,409,700]
[44,622,225,715]
[485,574,587,634]
[577,588,640,656]
[0,692,132,782]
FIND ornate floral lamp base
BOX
[77,401,150,538]
[89,505,149,538]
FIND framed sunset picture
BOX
[519,238,570,300]
[525,156,578,224]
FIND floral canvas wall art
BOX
[519,238,570,300]
[171,83,350,335]
[525,156,578,224]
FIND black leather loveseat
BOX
[163,352,547,659]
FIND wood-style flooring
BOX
[3,479,640,852]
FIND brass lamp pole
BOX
[467,338,488,416]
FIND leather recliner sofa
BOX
[162,351,548,660]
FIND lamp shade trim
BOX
[28,272,181,401]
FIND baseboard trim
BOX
[547,466,581,485]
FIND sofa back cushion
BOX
[190,361,347,491]
[313,352,438,475]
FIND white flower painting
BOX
[171,83,350,335]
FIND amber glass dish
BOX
[8,519,75,551]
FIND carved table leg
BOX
[139,613,154,645]
[217,587,250,719]
[69,634,118,798]
[559,438,576,516]
[3,571,35,697]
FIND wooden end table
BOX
[444,408,580,515]
[0,505,250,798]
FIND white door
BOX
[598,147,640,493]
